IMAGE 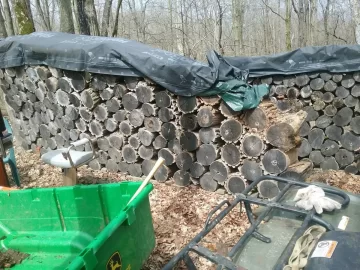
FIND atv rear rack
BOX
[162,175,350,270]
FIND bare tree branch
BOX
[261,0,285,21]
[292,0,299,14]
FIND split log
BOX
[180,131,200,151]
[89,159,101,170]
[332,74,343,83]
[262,149,292,174]
[89,120,105,137]
[65,105,79,121]
[179,114,198,130]
[49,67,62,78]
[199,127,219,144]
[105,118,118,132]
[26,92,36,103]
[161,122,178,140]
[108,133,123,149]
[22,102,34,119]
[118,162,128,173]
[320,157,339,170]
[154,164,174,182]
[62,115,75,129]
[241,134,264,157]
[300,86,312,98]
[335,149,354,168]
[196,144,218,166]
[173,170,190,187]
[209,160,230,184]
[197,106,224,127]
[296,74,310,87]
[299,122,311,137]
[309,78,325,91]
[45,77,58,92]
[48,122,59,136]
[333,107,352,127]
[344,95,359,107]
[26,67,40,82]
[219,101,241,118]
[325,125,343,142]
[352,84,360,97]
[350,117,360,134]
[92,75,107,90]
[303,106,319,121]
[153,135,167,149]
[175,151,195,171]
[190,162,206,178]
[220,119,242,142]
[322,92,334,103]
[128,109,144,127]
[119,121,133,137]
[225,174,247,195]
[335,86,349,98]
[14,78,25,91]
[100,88,114,100]
[54,134,65,148]
[36,66,51,81]
[315,115,332,129]
[108,147,122,163]
[158,148,175,165]
[141,103,157,116]
[39,124,51,139]
[321,140,339,157]
[63,70,86,92]
[79,107,92,122]
[308,128,325,149]
[340,132,360,151]
[58,78,72,93]
[81,89,100,109]
[324,105,337,116]
[158,108,174,123]
[341,75,355,88]
[34,88,44,102]
[240,160,262,181]
[47,138,57,150]
[128,164,142,177]
[221,143,241,167]
[287,87,300,99]
[138,128,155,146]
[136,82,155,103]
[114,110,128,122]
[168,139,182,155]
[244,107,267,130]
[177,96,198,113]
[200,172,218,191]
[144,117,162,132]
[257,180,279,199]
[24,78,36,92]
[54,117,64,130]
[124,76,139,90]
[97,137,110,151]
[106,98,121,113]
[309,151,325,166]
[69,129,81,141]
[141,160,156,176]
[324,80,337,92]
[41,111,51,124]
[129,134,140,149]
[5,68,16,77]
[123,92,139,111]
[122,145,138,163]
[113,84,128,98]
[332,97,344,108]
[138,145,154,160]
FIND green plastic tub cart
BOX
[0,181,155,270]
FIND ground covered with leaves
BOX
[6,146,360,269]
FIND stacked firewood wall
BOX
[0,65,358,196]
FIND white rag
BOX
[293,185,342,214]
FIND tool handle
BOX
[71,138,90,147]
[127,157,165,205]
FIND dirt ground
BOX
[0,249,29,268]
[6,146,360,269]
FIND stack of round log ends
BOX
[2,65,359,198]
[255,72,360,176]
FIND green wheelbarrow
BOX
[0,158,165,270]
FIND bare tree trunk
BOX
[13,0,35,35]
[286,0,292,50]
[72,0,80,33]
[3,0,15,35]
[324,0,331,43]
[168,0,174,52]
[101,0,112,36]
[309,0,317,44]
[298,0,306,47]
[216,0,224,55]
[111,0,123,37]
[43,0,52,30]
[59,0,75,33]
[75,0,90,35]
[232,0,246,55]
[36,0,51,30]
[85,0,100,36]
[0,3,8,37]
[350,0,360,43]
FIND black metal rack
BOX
[161,175,350,270]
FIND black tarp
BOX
[224,44,360,77]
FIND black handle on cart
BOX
[204,200,231,229]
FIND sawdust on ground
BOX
[5,146,360,269]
